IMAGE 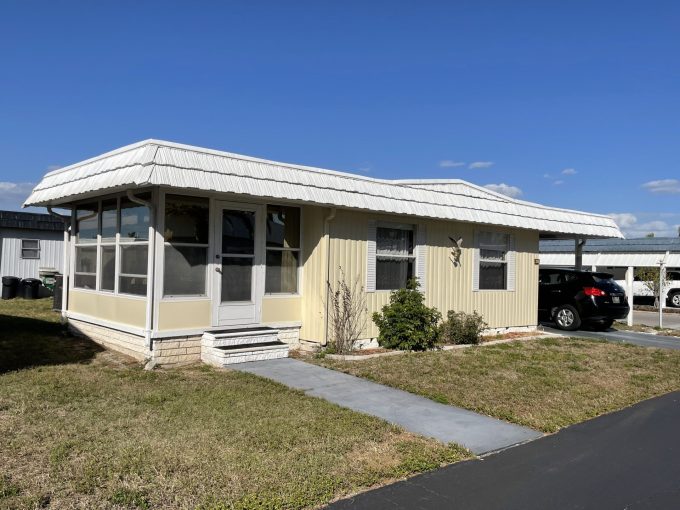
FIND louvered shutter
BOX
[506,234,516,291]
[472,230,480,291]
[415,224,427,293]
[366,220,377,292]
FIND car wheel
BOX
[591,320,613,331]
[669,292,680,308]
[553,305,581,331]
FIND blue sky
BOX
[1,1,679,237]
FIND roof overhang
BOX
[24,139,624,239]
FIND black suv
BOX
[539,268,630,331]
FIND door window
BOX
[220,210,255,302]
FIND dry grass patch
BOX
[0,299,469,509]
[315,337,680,433]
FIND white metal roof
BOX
[24,139,622,238]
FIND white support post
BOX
[626,266,634,327]
[659,260,666,329]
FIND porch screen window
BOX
[118,198,150,295]
[74,202,99,290]
[265,205,300,294]
[476,232,514,291]
[376,225,414,291]
[163,195,209,297]
[74,196,150,295]
[20,239,40,259]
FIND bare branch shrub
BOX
[326,268,368,354]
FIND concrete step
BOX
[202,342,289,367]
[202,328,279,348]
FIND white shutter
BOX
[366,220,377,292]
[415,224,427,293]
[506,234,516,291]
[472,230,480,291]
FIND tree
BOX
[635,267,670,308]
[645,232,655,238]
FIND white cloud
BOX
[561,168,577,175]
[468,161,494,169]
[642,179,680,194]
[484,183,523,198]
[0,182,36,211]
[543,173,552,179]
[439,160,465,168]
[608,213,637,229]
[607,212,680,238]
[553,180,564,186]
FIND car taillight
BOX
[583,287,607,297]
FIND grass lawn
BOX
[0,299,469,509]
[314,337,680,433]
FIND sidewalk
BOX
[232,358,542,455]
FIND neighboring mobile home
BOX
[24,140,622,365]
[0,210,66,280]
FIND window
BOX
[73,195,150,296]
[376,225,414,291]
[20,239,40,259]
[265,205,301,294]
[163,195,209,297]
[478,232,510,290]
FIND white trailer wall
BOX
[0,228,64,280]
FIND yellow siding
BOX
[157,299,211,331]
[69,290,147,329]
[300,205,327,341]
[261,296,302,323]
[320,209,540,342]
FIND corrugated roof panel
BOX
[25,140,623,239]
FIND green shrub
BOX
[440,310,487,345]
[372,279,442,351]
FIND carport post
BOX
[575,238,585,271]
[626,266,634,327]
[659,261,666,329]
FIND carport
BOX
[539,237,680,327]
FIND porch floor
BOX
[231,358,542,455]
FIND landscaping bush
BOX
[372,279,442,351]
[440,310,487,345]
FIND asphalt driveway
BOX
[328,391,680,509]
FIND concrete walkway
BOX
[542,325,680,350]
[232,358,541,455]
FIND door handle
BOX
[215,267,222,274]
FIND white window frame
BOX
[71,195,151,298]
[20,239,40,259]
[375,222,416,292]
[473,230,516,292]
[265,204,302,296]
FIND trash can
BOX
[2,276,19,300]
[53,274,63,311]
[19,278,42,300]
[39,268,59,291]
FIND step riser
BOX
[202,345,289,366]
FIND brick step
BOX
[201,342,289,366]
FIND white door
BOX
[213,202,263,327]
